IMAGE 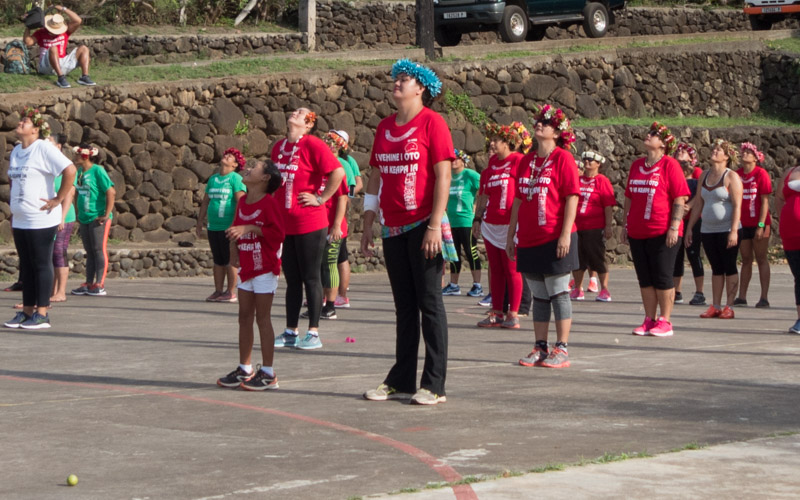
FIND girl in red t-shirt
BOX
[776,165,800,333]
[217,161,285,391]
[360,59,453,405]
[473,122,530,329]
[271,108,344,351]
[622,122,690,337]
[572,150,616,302]
[735,142,772,308]
[507,104,579,370]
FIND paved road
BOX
[1,267,799,499]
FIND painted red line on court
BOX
[1,375,478,500]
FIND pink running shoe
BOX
[569,288,584,301]
[648,317,674,337]
[595,289,612,302]
[334,296,350,308]
[568,278,575,290]
[587,277,599,293]
[632,317,655,336]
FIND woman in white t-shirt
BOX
[3,107,76,330]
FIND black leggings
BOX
[786,249,800,306]
[282,228,327,329]
[629,233,681,290]
[674,222,704,278]
[79,219,110,285]
[14,226,58,308]
[208,230,231,266]
[449,226,481,275]
[701,231,740,276]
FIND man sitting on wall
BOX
[23,5,95,89]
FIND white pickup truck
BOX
[744,0,800,30]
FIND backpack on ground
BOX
[3,40,34,75]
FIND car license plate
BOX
[762,6,782,13]
[443,11,467,19]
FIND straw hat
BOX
[44,13,68,36]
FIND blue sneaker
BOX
[4,311,30,329]
[274,329,299,347]
[478,293,492,307]
[442,283,461,296]
[296,332,322,350]
[19,312,51,330]
[467,283,484,297]
[790,319,800,334]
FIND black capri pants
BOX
[208,230,230,266]
[576,228,607,274]
[338,236,349,264]
[786,250,800,305]
[701,231,740,276]
[674,221,704,278]
[449,226,481,275]
[629,232,681,290]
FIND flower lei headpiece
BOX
[485,121,533,154]
[649,122,677,155]
[533,104,575,150]
[73,145,99,158]
[391,58,443,98]
[674,142,698,167]
[224,147,247,171]
[22,106,51,138]
[304,111,317,125]
[712,138,739,167]
[581,151,606,164]
[740,142,764,164]
[326,131,349,152]
[453,149,471,166]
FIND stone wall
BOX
[1,45,798,253]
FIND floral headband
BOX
[73,145,99,158]
[581,151,606,164]
[224,147,247,170]
[740,142,765,164]
[22,106,51,138]
[391,58,443,98]
[453,149,471,165]
[674,142,698,167]
[485,121,533,154]
[649,122,677,155]
[326,131,349,152]
[712,138,739,167]
[533,104,575,150]
[304,111,317,126]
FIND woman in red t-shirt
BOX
[735,142,772,308]
[622,122,690,337]
[360,59,453,405]
[674,142,703,180]
[271,108,344,351]
[473,122,530,329]
[776,165,800,334]
[217,160,285,390]
[572,150,616,302]
[507,104,579,370]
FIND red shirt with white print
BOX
[319,175,349,238]
[576,173,616,231]
[624,156,691,239]
[370,107,454,227]
[692,166,703,180]
[736,165,772,227]
[271,135,341,235]
[33,29,69,59]
[479,152,523,225]
[515,147,580,247]
[233,193,285,283]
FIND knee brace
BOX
[533,297,552,323]
[551,291,572,321]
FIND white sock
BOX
[261,366,274,377]
[308,331,319,337]
[284,329,298,336]
[450,282,458,287]
[239,364,252,374]
[474,282,481,286]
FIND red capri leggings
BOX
[485,240,522,313]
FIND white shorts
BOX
[38,48,78,76]
[238,272,278,294]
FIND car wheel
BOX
[583,2,609,38]
[499,5,528,43]
[749,16,773,31]
[435,27,462,47]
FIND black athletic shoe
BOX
[56,76,70,89]
[4,281,23,292]
[674,292,684,304]
[321,306,337,320]
[216,367,254,388]
[240,369,278,391]
[689,292,706,306]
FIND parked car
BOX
[433,0,627,47]
[744,0,800,31]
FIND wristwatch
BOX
[758,222,766,228]
[315,195,323,206]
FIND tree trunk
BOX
[235,0,260,26]
[416,0,436,60]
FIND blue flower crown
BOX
[391,59,442,98]
[454,148,470,165]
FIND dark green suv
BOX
[434,0,627,46]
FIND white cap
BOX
[332,130,350,144]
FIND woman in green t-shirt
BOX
[71,143,115,297]
[196,148,247,303]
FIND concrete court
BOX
[1,266,799,500]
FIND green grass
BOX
[574,113,800,129]
[768,38,800,54]
[0,22,292,39]
[530,462,566,473]
[669,442,708,452]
